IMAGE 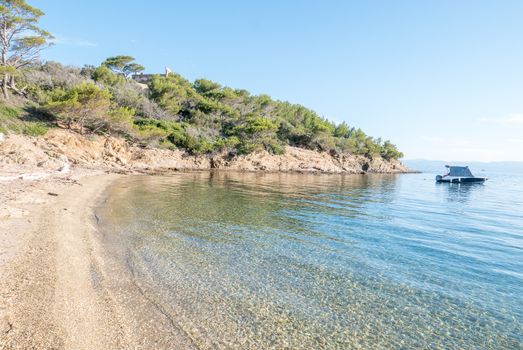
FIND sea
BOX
[95,164,523,349]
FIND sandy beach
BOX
[0,165,204,349]
[0,168,125,349]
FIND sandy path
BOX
[0,171,128,349]
[51,173,129,349]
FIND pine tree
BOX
[0,0,52,99]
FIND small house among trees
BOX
[132,67,173,84]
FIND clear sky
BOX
[34,0,523,161]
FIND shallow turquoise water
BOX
[97,171,523,349]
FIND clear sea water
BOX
[96,169,523,349]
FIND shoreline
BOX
[0,165,412,349]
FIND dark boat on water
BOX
[435,165,488,183]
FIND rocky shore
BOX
[0,129,409,175]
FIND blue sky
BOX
[34,0,523,161]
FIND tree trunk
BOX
[2,74,8,100]
[9,75,15,90]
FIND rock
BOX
[58,163,70,173]
[0,128,410,174]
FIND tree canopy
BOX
[45,82,113,134]
[102,56,144,78]
[19,59,403,159]
[0,0,53,98]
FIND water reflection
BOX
[437,182,486,203]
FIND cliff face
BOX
[210,146,407,173]
[0,129,409,174]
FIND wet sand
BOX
[0,168,202,349]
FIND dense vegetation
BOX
[0,0,402,160]
[2,61,402,159]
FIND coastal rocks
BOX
[0,134,62,170]
[210,147,409,174]
[128,147,211,170]
[0,129,410,174]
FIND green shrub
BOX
[149,73,197,115]
[23,122,48,136]
[266,139,285,155]
[380,140,404,160]
[92,66,124,86]
[0,105,21,119]
[0,105,50,136]
[237,140,262,155]
[133,118,186,147]
[97,106,135,136]
[45,82,112,134]
[213,136,240,151]
[0,105,22,134]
